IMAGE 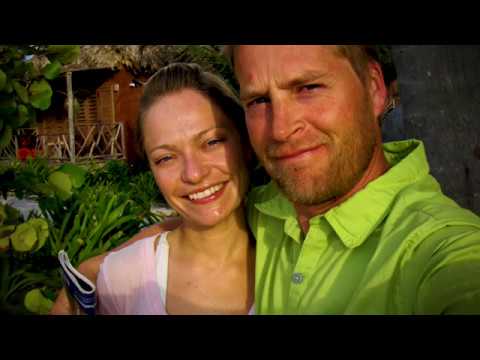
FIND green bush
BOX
[0,159,165,314]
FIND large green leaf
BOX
[2,203,22,226]
[11,222,37,252]
[29,218,49,252]
[0,235,10,251]
[48,171,73,200]
[13,60,27,77]
[0,124,12,149]
[0,69,6,91]
[27,104,36,125]
[46,45,80,65]
[58,163,87,188]
[0,96,17,116]
[32,183,54,197]
[25,61,41,80]
[24,288,54,314]
[12,80,29,103]
[17,104,30,126]
[0,117,3,132]
[42,60,62,80]
[0,204,7,225]
[29,79,52,110]
[3,79,13,94]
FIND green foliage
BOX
[24,287,53,314]
[0,69,6,90]
[0,45,80,149]
[47,171,73,201]
[42,60,62,80]
[46,46,80,65]
[0,157,51,200]
[29,79,52,110]
[179,45,238,92]
[0,157,166,314]
[0,203,23,252]
[57,163,87,189]
[10,218,48,252]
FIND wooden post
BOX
[66,71,75,163]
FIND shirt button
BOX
[292,272,304,284]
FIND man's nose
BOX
[270,97,303,142]
[181,152,209,184]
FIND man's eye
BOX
[247,97,270,107]
[207,138,226,147]
[301,84,323,92]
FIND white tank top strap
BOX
[155,231,170,309]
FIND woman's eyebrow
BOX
[149,126,227,153]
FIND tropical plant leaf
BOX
[29,79,52,110]
[46,45,80,65]
[12,80,29,104]
[58,163,87,189]
[3,79,13,94]
[27,105,36,125]
[0,96,17,116]
[11,222,37,252]
[24,288,54,314]
[0,69,6,91]
[0,235,10,251]
[48,171,72,200]
[17,104,30,127]
[13,60,27,77]
[42,60,62,80]
[29,218,49,252]
[0,124,12,149]
[25,61,40,80]
[1,203,22,225]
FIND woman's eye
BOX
[155,155,173,165]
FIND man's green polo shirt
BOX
[247,140,480,314]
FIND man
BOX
[51,45,480,314]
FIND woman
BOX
[94,63,255,315]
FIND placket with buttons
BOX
[287,218,330,313]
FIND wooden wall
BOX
[35,67,145,163]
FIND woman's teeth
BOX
[188,183,224,200]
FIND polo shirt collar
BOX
[254,139,430,248]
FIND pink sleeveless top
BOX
[97,233,255,315]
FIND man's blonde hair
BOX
[222,45,382,85]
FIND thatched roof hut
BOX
[63,45,230,77]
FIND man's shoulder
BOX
[394,176,479,224]
[385,177,480,244]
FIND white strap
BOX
[155,232,170,309]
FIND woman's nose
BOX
[181,153,209,184]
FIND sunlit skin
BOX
[143,88,249,232]
[234,45,390,232]
[142,88,253,314]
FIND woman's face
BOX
[143,88,249,229]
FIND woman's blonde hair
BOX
[136,62,249,159]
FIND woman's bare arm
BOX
[49,217,182,315]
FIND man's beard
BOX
[263,101,378,206]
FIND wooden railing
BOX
[0,122,126,163]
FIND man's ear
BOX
[366,61,388,121]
